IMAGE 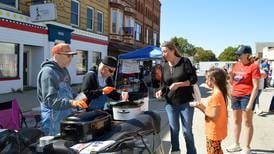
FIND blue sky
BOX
[160,0,274,56]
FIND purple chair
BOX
[0,99,27,130]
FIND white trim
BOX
[0,8,44,26]
[0,0,18,9]
[73,28,108,41]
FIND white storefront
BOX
[198,61,236,76]
[0,9,108,94]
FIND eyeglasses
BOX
[59,54,73,58]
[105,66,115,74]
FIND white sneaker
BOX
[241,148,251,154]
[169,148,180,154]
[256,110,263,116]
[226,143,241,152]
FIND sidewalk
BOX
[1,87,274,153]
[0,88,38,112]
[150,97,274,154]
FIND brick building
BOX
[108,0,161,57]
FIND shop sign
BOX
[30,3,56,22]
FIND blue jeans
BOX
[89,94,108,110]
[165,103,197,154]
[231,95,255,111]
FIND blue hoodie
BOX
[37,60,76,136]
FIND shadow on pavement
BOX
[251,149,274,154]
[257,111,274,117]
[161,141,171,154]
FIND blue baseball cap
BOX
[235,45,252,55]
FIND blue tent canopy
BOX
[118,46,162,60]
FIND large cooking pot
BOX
[112,101,144,121]
[128,91,148,101]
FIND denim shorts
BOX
[231,95,255,111]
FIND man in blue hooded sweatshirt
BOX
[37,43,88,136]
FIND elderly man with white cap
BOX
[37,43,88,136]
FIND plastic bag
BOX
[192,84,201,102]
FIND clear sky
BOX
[160,0,274,56]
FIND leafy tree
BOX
[170,37,195,56]
[163,36,218,62]
[194,47,217,62]
[218,46,239,61]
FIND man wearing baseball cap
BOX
[37,43,88,136]
[81,56,129,110]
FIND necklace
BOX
[168,57,180,74]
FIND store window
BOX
[97,11,103,33]
[0,42,19,80]
[135,23,142,41]
[76,50,88,75]
[0,0,17,8]
[87,7,94,31]
[92,51,101,67]
[71,0,79,26]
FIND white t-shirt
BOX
[98,72,107,87]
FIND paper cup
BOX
[39,136,54,146]
[189,101,197,107]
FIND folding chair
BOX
[0,99,28,130]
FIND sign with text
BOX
[121,60,140,74]
[30,3,56,22]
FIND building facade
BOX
[0,0,161,94]
[108,0,161,57]
[0,0,109,94]
[255,42,274,58]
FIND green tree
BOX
[170,37,195,56]
[218,46,239,61]
[194,47,217,62]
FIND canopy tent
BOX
[118,46,162,60]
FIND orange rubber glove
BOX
[102,86,116,95]
[71,98,88,108]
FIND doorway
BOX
[23,51,28,87]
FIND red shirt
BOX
[231,62,260,97]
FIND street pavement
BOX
[1,80,274,154]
